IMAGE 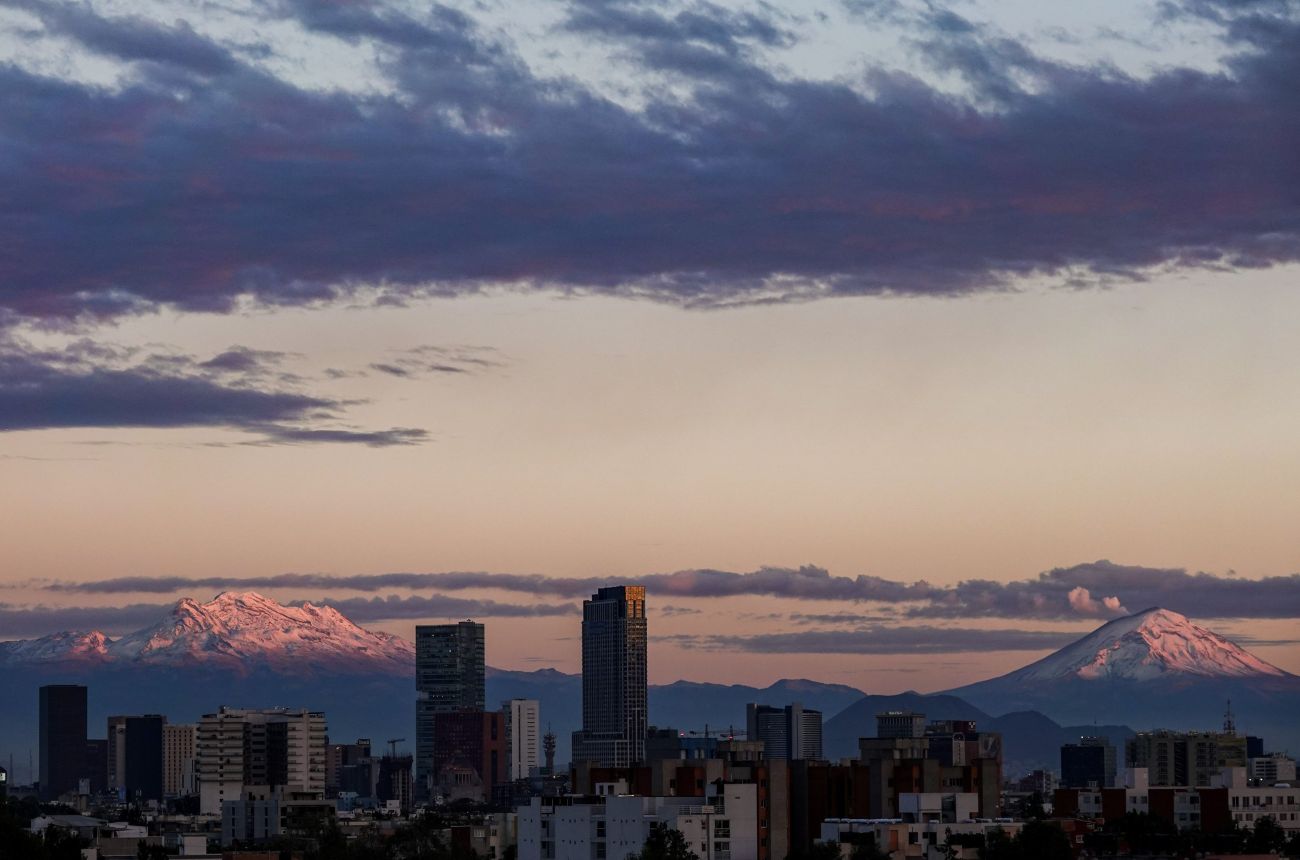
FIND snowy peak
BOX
[1,592,415,676]
[0,630,111,663]
[1011,607,1287,683]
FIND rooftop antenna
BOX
[1223,699,1236,735]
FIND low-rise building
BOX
[221,786,335,846]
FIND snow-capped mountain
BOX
[945,607,1300,750]
[1003,607,1287,683]
[0,630,112,663]
[0,591,414,675]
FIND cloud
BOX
[304,594,576,621]
[34,560,1300,621]
[0,338,427,445]
[0,602,179,637]
[670,626,1078,654]
[0,0,1296,326]
[368,345,504,378]
[1066,586,1128,616]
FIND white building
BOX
[197,707,327,815]
[517,781,760,860]
[505,699,541,781]
[1249,753,1297,786]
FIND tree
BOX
[1013,821,1071,860]
[1245,815,1287,854]
[136,841,168,860]
[978,827,1018,860]
[849,836,888,860]
[639,824,700,860]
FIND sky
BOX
[1,0,1298,692]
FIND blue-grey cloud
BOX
[0,339,428,445]
[0,0,1296,326]
[33,560,1300,620]
[670,626,1077,654]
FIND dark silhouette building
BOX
[572,586,648,767]
[429,710,504,802]
[125,715,166,801]
[415,620,485,794]
[84,739,108,795]
[39,685,87,799]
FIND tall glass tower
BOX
[572,586,647,767]
[415,621,485,793]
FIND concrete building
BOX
[163,723,197,797]
[518,780,761,860]
[747,704,823,761]
[572,586,648,768]
[505,698,541,781]
[1249,752,1297,785]
[327,738,372,797]
[221,785,335,845]
[39,685,88,800]
[876,712,926,740]
[415,620,486,793]
[1055,765,1300,835]
[1126,729,1247,787]
[197,707,327,815]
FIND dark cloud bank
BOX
[1,0,1296,440]
[34,560,1300,621]
[1,0,1297,327]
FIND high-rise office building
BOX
[1062,741,1108,788]
[163,724,198,797]
[504,699,541,780]
[107,716,128,795]
[39,685,87,800]
[415,620,486,794]
[124,715,166,802]
[747,703,823,760]
[196,707,327,815]
[429,711,505,802]
[572,586,648,768]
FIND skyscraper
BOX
[572,586,648,767]
[503,698,541,780]
[415,620,486,793]
[39,685,87,800]
[746,702,823,760]
[124,715,165,802]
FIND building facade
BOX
[197,707,327,815]
[572,586,648,768]
[1126,729,1247,787]
[124,715,166,802]
[415,620,486,793]
[746,704,823,760]
[163,723,197,797]
[505,698,541,781]
[39,685,88,800]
